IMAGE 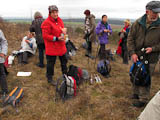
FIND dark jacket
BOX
[30,17,44,44]
[127,14,160,63]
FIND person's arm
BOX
[90,17,96,34]
[151,41,160,52]
[108,24,112,34]
[127,22,137,56]
[127,22,139,63]
[95,23,104,35]
[31,38,37,51]
[30,20,35,32]
[0,30,8,57]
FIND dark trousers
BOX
[46,55,67,81]
[0,63,8,94]
[122,48,128,64]
[98,44,106,59]
[87,41,92,53]
[38,43,45,66]
[18,51,32,64]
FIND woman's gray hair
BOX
[34,11,43,19]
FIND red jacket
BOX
[41,15,66,56]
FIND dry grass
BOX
[0,22,160,120]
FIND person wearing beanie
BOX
[30,11,45,68]
[41,5,67,86]
[95,15,112,59]
[84,9,96,58]
[127,1,160,108]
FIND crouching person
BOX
[18,32,37,64]
[41,5,68,86]
[0,29,8,97]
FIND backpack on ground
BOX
[97,60,111,77]
[3,87,24,107]
[56,75,77,101]
[67,65,83,85]
[56,65,89,101]
[129,48,150,86]
[65,40,77,60]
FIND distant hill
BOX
[3,17,135,25]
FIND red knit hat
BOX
[84,10,90,15]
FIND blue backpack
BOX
[130,61,151,86]
[97,60,111,77]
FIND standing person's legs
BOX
[123,49,128,64]
[99,44,105,59]
[88,41,92,53]
[132,63,156,107]
[59,55,68,74]
[0,63,8,94]
[37,43,45,67]
[46,55,57,83]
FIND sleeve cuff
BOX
[53,37,58,41]
[129,50,136,56]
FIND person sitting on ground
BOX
[0,29,8,97]
[95,15,112,59]
[118,19,131,64]
[17,32,37,64]
[30,11,45,68]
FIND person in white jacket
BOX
[18,32,37,64]
[0,29,8,96]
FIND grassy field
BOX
[0,22,159,120]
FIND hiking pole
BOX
[94,42,100,69]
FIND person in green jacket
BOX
[127,1,160,108]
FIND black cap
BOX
[146,1,160,13]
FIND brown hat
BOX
[48,5,58,12]
[84,10,90,15]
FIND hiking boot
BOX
[132,101,146,108]
[48,80,57,86]
[85,52,95,59]
[36,63,45,68]
[130,94,139,99]
[47,77,56,86]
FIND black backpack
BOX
[65,40,77,60]
[129,48,151,86]
[67,65,83,85]
[97,60,111,77]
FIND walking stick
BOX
[94,42,100,69]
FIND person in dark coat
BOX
[30,11,45,68]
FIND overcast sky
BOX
[0,0,154,19]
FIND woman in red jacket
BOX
[41,5,67,85]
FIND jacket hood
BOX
[89,14,95,19]
[138,14,160,28]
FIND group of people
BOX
[84,1,160,110]
[0,1,160,118]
